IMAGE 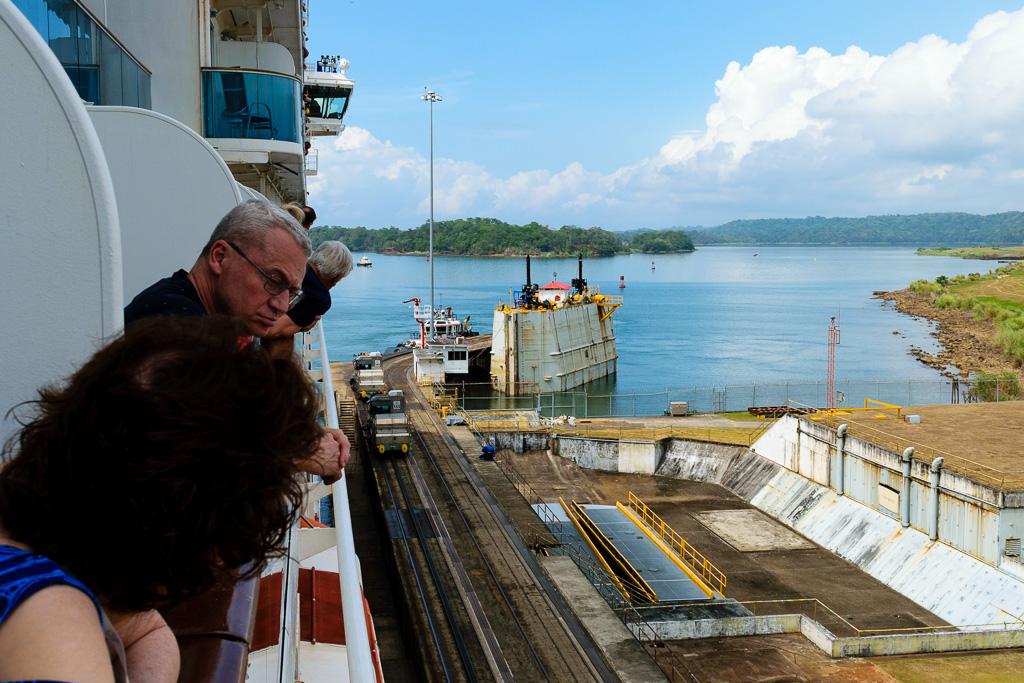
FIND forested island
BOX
[687,212,1024,245]
[309,217,694,256]
[308,211,1024,255]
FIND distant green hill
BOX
[686,212,1024,245]
[309,217,694,256]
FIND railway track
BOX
[360,354,614,681]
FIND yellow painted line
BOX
[617,503,716,599]
[558,498,630,601]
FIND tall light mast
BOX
[421,88,441,340]
[827,312,841,412]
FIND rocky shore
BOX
[874,289,1018,379]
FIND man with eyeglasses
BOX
[124,200,349,478]
[125,200,309,338]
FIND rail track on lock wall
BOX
[360,352,614,682]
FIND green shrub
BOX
[935,293,959,308]
[969,370,1022,401]
[910,279,943,295]
[996,325,1024,366]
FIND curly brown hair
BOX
[0,316,323,612]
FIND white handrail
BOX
[315,321,375,680]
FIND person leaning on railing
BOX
[263,240,353,359]
[123,199,349,484]
[0,316,325,682]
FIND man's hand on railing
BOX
[299,428,351,485]
[299,315,322,333]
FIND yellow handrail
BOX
[626,492,727,596]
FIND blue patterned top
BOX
[0,544,104,683]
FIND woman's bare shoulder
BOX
[0,584,114,683]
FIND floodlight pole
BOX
[421,88,442,340]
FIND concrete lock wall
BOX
[830,627,1024,658]
[486,432,551,453]
[658,440,782,502]
[758,417,1005,567]
[632,615,801,641]
[545,421,1024,656]
[556,436,663,473]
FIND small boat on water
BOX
[357,255,372,267]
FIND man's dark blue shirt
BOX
[286,264,331,328]
[124,270,206,325]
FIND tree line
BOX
[308,217,695,256]
[686,212,1024,245]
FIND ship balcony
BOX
[303,63,354,137]
[202,69,302,145]
[305,147,318,176]
[201,68,305,200]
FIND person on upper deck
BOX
[281,202,306,224]
[265,240,353,341]
[0,316,323,682]
[301,205,316,229]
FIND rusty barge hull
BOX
[490,302,617,396]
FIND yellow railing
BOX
[425,382,459,418]
[863,399,903,420]
[560,497,658,604]
[626,492,726,596]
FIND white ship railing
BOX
[317,320,374,679]
[279,322,373,681]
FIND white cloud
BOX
[311,8,1024,228]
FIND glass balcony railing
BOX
[202,69,301,145]
[14,0,151,107]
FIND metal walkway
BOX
[538,503,715,603]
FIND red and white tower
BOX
[826,313,841,411]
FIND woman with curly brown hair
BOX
[0,315,325,682]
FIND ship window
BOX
[14,0,151,108]
[202,69,302,143]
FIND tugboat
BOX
[401,298,476,348]
[356,255,372,267]
[490,254,622,395]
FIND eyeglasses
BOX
[227,242,304,306]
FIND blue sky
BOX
[306,1,1024,231]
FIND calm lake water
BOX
[320,247,994,411]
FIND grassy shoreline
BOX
[900,261,1024,391]
[916,246,1024,259]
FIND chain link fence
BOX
[458,377,1019,418]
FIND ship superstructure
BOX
[490,255,622,395]
[1,0,377,680]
